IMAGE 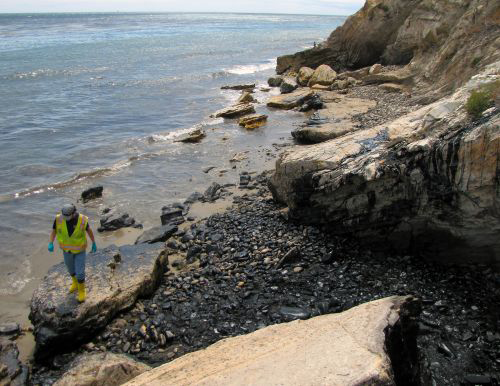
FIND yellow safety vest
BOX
[55,213,88,254]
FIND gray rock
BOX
[98,213,140,232]
[173,128,205,143]
[29,243,167,359]
[267,89,315,110]
[297,67,314,86]
[135,224,178,245]
[204,182,221,202]
[279,306,310,320]
[160,206,183,226]
[0,323,20,337]
[267,76,283,87]
[280,77,298,94]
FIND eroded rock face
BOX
[276,0,500,94]
[124,296,420,386]
[29,243,168,359]
[270,64,500,266]
[54,353,151,386]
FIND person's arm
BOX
[48,229,56,252]
[87,226,97,253]
[86,226,95,243]
[49,229,56,243]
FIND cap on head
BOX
[62,203,76,219]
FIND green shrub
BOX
[465,80,499,119]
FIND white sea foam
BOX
[0,259,32,296]
[224,59,277,75]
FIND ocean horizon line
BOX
[0,11,349,17]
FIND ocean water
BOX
[0,13,344,317]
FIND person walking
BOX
[48,204,97,302]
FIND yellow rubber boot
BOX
[77,282,86,303]
[69,276,78,293]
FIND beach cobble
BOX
[32,172,500,385]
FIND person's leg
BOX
[63,251,75,277]
[74,251,86,302]
[74,251,86,283]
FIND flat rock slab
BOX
[211,104,255,118]
[135,224,178,245]
[363,69,413,84]
[266,89,314,109]
[238,114,268,129]
[292,123,355,143]
[54,352,151,386]
[174,128,206,143]
[125,296,415,386]
[292,94,376,143]
[29,243,167,359]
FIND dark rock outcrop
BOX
[29,243,168,359]
[81,186,103,203]
[98,212,141,232]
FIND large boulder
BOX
[308,64,337,87]
[270,64,500,266]
[210,103,255,118]
[29,243,168,359]
[297,66,314,86]
[280,77,299,94]
[124,296,420,386]
[54,353,151,386]
[267,76,283,87]
[266,89,314,110]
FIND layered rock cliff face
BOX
[270,63,500,265]
[277,0,500,94]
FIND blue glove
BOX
[48,242,54,252]
[91,242,97,253]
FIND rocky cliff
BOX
[277,0,499,95]
[270,63,500,266]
